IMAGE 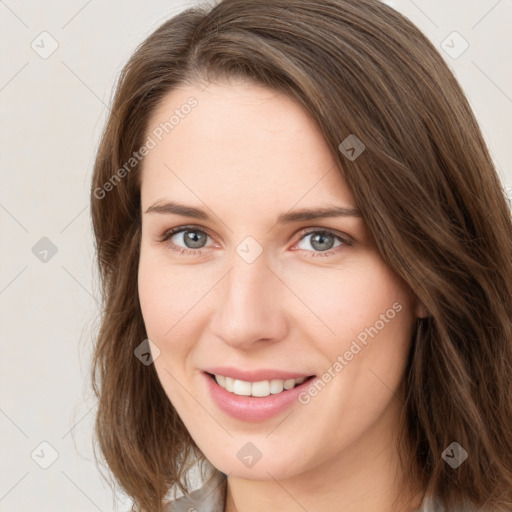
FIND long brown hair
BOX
[90,0,512,510]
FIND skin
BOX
[137,80,428,512]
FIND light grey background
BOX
[1,1,511,510]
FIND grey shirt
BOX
[163,469,477,511]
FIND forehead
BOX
[140,81,356,213]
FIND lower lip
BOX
[203,372,316,422]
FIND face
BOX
[138,80,421,482]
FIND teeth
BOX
[214,374,308,397]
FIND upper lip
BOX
[203,366,315,382]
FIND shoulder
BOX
[163,469,227,512]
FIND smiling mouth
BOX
[205,372,316,398]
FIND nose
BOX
[209,252,289,350]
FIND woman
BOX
[89,0,512,511]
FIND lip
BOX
[203,366,313,382]
[203,371,316,422]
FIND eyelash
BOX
[158,224,353,257]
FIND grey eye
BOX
[297,231,342,252]
[172,229,209,249]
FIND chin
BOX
[222,463,300,481]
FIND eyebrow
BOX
[145,200,362,223]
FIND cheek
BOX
[137,252,202,406]
[137,249,221,385]
[137,254,169,338]
[138,249,203,338]
[280,257,414,384]
[284,256,411,341]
